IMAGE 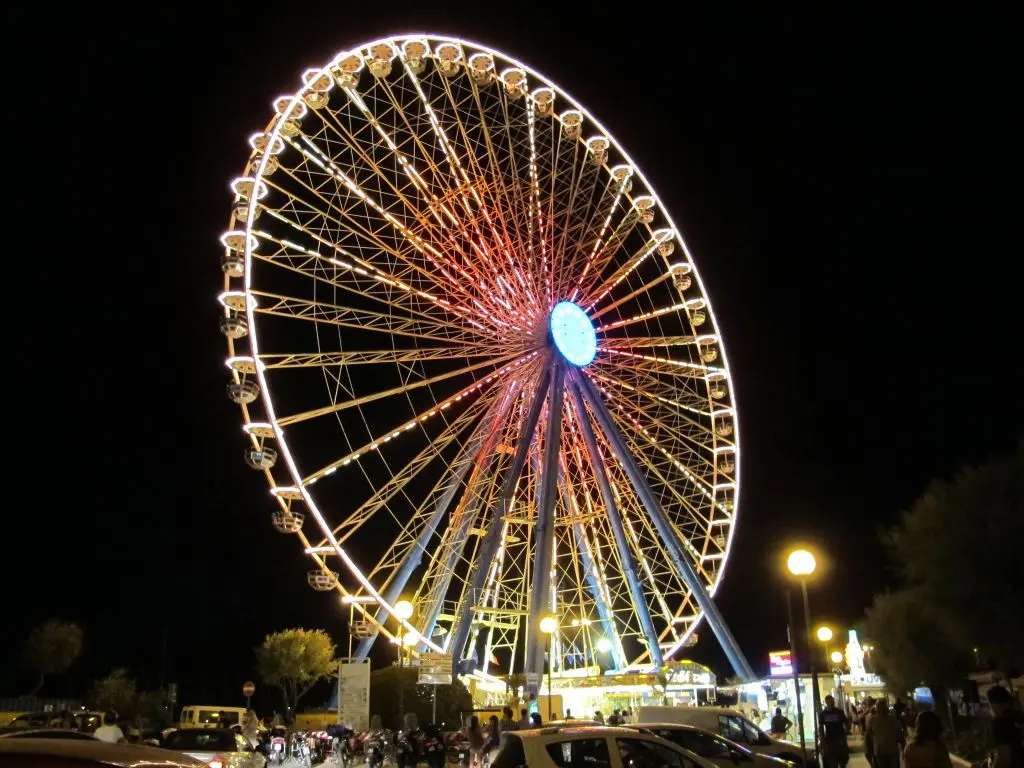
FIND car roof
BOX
[634,722,713,732]
[0,738,207,766]
[0,728,98,740]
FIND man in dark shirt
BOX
[820,695,850,768]
[988,686,1023,768]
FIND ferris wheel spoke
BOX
[259,345,499,369]
[273,141,511,328]
[589,272,673,322]
[599,335,699,349]
[251,223,517,338]
[276,348,526,428]
[250,290,493,347]
[588,366,718,421]
[566,174,632,303]
[584,230,675,312]
[600,393,725,523]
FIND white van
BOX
[637,706,812,765]
[178,705,247,730]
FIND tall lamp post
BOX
[540,615,558,722]
[394,599,415,731]
[829,651,846,712]
[816,626,837,711]
[786,549,819,761]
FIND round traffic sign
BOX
[242,681,256,697]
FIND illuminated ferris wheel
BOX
[218,34,753,681]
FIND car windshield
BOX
[166,729,237,752]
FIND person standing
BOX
[866,701,901,768]
[467,716,485,768]
[987,686,1024,768]
[500,707,516,734]
[771,707,793,738]
[903,711,952,768]
[93,713,125,744]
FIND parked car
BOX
[633,723,797,768]
[179,706,248,730]
[487,724,716,768]
[0,737,206,766]
[0,728,97,740]
[636,708,810,766]
[164,728,267,768]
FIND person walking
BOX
[903,711,952,768]
[820,695,851,768]
[467,716,486,768]
[866,701,901,768]
[242,709,260,747]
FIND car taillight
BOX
[208,757,225,768]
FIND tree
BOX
[883,440,1024,670]
[369,666,472,730]
[89,669,171,730]
[860,440,1024,702]
[22,619,84,696]
[256,628,338,713]
[90,668,138,717]
[505,673,527,704]
[861,588,971,699]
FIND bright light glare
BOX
[394,599,414,620]
[539,615,558,634]
[787,549,817,577]
[816,626,834,643]
[403,631,419,647]
[596,637,613,653]
[831,651,844,664]
[550,301,597,366]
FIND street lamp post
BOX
[394,600,415,731]
[786,549,820,761]
[540,615,558,722]
[784,591,809,768]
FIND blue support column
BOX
[353,395,507,659]
[447,363,552,668]
[576,372,755,681]
[567,374,664,668]
[569,516,627,671]
[524,360,566,683]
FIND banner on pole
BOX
[337,660,371,729]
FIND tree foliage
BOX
[22,619,84,696]
[861,440,1024,692]
[89,669,171,729]
[255,628,338,712]
[369,666,472,731]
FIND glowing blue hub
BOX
[550,301,597,366]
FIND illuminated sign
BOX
[769,650,794,677]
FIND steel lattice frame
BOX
[218,34,753,680]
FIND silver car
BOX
[163,728,266,768]
[634,724,797,768]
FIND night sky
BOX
[6,5,1018,711]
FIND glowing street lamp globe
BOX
[403,631,419,647]
[394,599,414,620]
[830,651,844,664]
[787,549,817,577]
[550,301,597,366]
[539,615,558,634]
[816,626,833,643]
[596,637,613,653]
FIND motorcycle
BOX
[365,728,391,768]
[395,728,423,768]
[267,727,287,766]
[290,730,313,768]
[421,727,446,768]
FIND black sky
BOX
[5,4,1019,709]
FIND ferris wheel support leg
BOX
[353,391,511,660]
[576,372,756,681]
[567,374,663,669]
[569,515,628,671]
[447,360,553,672]
[524,359,567,688]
